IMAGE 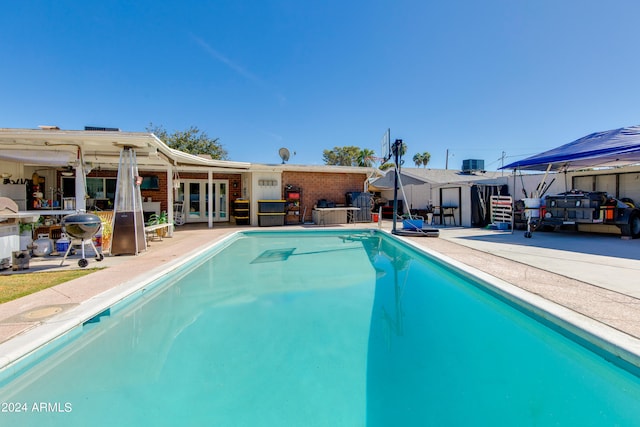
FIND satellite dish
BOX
[279,147,290,164]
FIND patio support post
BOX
[167,164,174,236]
[512,169,516,234]
[208,170,213,229]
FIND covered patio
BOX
[0,127,251,234]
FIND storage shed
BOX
[369,168,505,227]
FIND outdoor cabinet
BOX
[258,200,286,227]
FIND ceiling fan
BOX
[59,165,75,176]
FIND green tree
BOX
[323,146,364,166]
[358,148,376,167]
[147,123,228,160]
[380,140,408,169]
[413,151,431,168]
[412,153,424,167]
[420,151,431,168]
[392,140,407,158]
[379,162,395,171]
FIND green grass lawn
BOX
[0,269,102,304]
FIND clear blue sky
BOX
[2,1,640,169]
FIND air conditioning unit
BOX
[462,159,484,172]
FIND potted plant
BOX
[19,222,34,251]
[147,211,169,237]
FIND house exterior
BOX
[0,127,374,229]
[250,165,372,224]
[4,127,640,236]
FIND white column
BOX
[167,165,174,236]
[75,165,87,212]
[208,170,213,228]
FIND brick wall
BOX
[282,171,368,222]
[86,170,242,213]
[82,169,366,223]
[141,173,168,211]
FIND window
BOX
[86,177,117,209]
[63,177,118,209]
[140,175,160,190]
[62,177,76,197]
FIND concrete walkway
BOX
[1,221,640,367]
[439,227,640,297]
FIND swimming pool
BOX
[2,230,640,426]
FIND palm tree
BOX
[358,148,376,167]
[420,152,431,168]
[413,152,431,168]
[413,153,424,167]
[379,162,394,171]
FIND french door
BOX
[178,180,228,223]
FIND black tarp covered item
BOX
[346,192,373,222]
[502,125,640,171]
[471,184,507,227]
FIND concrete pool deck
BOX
[1,221,640,362]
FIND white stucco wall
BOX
[250,172,283,226]
[377,183,477,227]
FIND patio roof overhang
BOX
[0,128,251,172]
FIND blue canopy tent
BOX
[502,125,640,171]
[499,125,640,236]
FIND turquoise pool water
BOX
[2,230,640,426]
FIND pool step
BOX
[83,308,111,325]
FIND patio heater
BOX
[110,146,147,255]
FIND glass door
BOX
[188,182,202,220]
[212,180,228,222]
[181,180,228,223]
